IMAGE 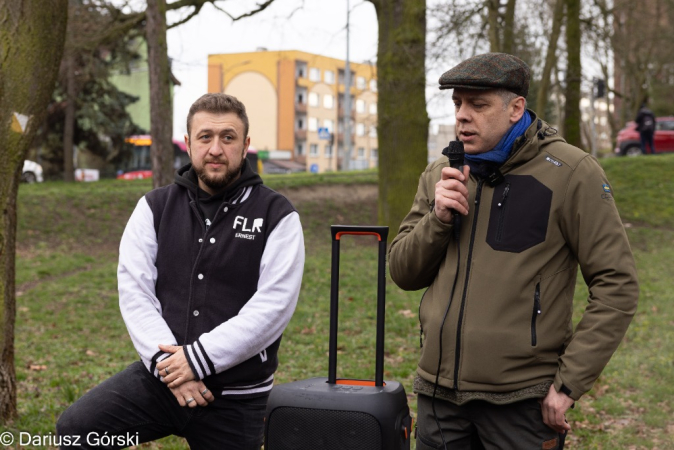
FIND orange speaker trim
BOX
[335,379,387,387]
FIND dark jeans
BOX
[640,132,655,154]
[416,394,566,450]
[56,361,268,450]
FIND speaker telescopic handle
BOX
[328,225,388,387]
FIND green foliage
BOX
[4,156,674,448]
[33,3,146,179]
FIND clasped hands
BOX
[156,344,214,408]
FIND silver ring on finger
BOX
[201,388,210,396]
[186,397,195,404]
[164,367,170,376]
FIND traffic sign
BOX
[318,127,331,140]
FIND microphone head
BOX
[442,140,464,169]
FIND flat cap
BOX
[439,53,530,97]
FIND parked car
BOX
[22,160,44,183]
[614,116,674,156]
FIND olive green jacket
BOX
[389,114,638,401]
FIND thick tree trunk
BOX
[146,0,175,188]
[63,50,76,182]
[487,0,501,52]
[502,0,517,54]
[536,0,564,116]
[0,0,68,422]
[369,0,429,238]
[564,0,582,148]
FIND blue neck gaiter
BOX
[465,111,532,165]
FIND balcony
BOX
[295,129,307,141]
[295,102,307,114]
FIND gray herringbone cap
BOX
[439,53,530,97]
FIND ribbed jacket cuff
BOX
[149,351,172,379]
[184,340,215,381]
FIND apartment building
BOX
[208,49,378,173]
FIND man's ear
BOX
[509,97,526,124]
[184,134,191,158]
[243,136,250,158]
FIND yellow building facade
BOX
[207,50,378,173]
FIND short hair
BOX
[186,93,249,140]
[496,89,527,110]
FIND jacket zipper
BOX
[495,183,511,242]
[453,180,484,389]
[531,282,541,346]
[418,287,431,348]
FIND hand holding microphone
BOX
[435,141,470,225]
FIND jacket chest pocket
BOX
[486,175,552,253]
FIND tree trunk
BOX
[0,0,68,422]
[368,0,429,238]
[146,0,174,188]
[563,0,582,149]
[63,50,76,182]
[502,0,517,54]
[487,0,501,52]
[536,0,564,116]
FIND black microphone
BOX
[442,140,464,173]
[441,140,465,234]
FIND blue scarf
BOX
[465,111,532,165]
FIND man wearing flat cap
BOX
[389,53,638,449]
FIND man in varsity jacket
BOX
[57,93,305,449]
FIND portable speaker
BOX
[265,225,412,450]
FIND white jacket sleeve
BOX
[182,212,305,378]
[118,196,176,377]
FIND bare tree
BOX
[367,0,429,236]
[0,0,68,421]
[564,0,582,148]
[536,0,565,116]
[147,0,175,188]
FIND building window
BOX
[325,144,333,157]
[309,67,321,82]
[324,119,334,132]
[370,79,377,91]
[356,123,365,136]
[325,70,335,84]
[310,143,319,156]
[296,118,304,130]
[296,143,305,156]
[309,92,319,107]
[296,61,307,79]
[356,76,366,89]
[369,103,377,115]
[369,126,377,138]
[357,147,365,159]
[356,99,365,113]
[323,94,334,109]
[308,117,318,132]
[371,148,378,160]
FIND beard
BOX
[194,157,244,193]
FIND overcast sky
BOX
[167,0,383,139]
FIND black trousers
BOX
[56,361,268,450]
[416,393,566,450]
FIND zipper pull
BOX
[205,218,211,230]
[498,183,511,207]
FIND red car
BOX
[614,116,674,156]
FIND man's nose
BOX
[456,105,470,122]
[208,139,224,155]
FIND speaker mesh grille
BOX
[267,406,382,450]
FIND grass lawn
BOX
[2,155,673,449]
